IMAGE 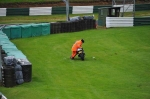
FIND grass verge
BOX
[0,26,150,99]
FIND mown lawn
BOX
[0,10,150,24]
[0,25,150,99]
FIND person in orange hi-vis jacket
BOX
[70,39,84,59]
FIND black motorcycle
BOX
[77,48,85,61]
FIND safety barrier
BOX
[2,19,96,39]
[0,30,32,87]
[106,17,134,28]
[2,23,51,39]
[51,19,96,34]
[134,17,150,26]
[0,4,150,16]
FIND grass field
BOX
[0,25,150,99]
[0,10,150,24]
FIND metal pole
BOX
[133,0,135,17]
[62,0,70,21]
[122,0,125,17]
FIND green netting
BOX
[7,50,27,59]
[2,26,11,39]
[0,31,9,40]
[0,40,15,46]
[10,25,21,39]
[31,24,42,37]
[21,24,32,38]
[2,45,18,53]
[41,23,50,36]
[0,30,4,35]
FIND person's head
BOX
[81,39,84,43]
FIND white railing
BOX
[29,7,52,16]
[106,17,133,28]
[0,8,6,16]
[72,6,93,14]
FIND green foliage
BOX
[1,26,150,99]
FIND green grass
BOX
[0,26,150,99]
[0,10,150,24]
[0,14,93,24]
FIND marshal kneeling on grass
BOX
[70,39,85,60]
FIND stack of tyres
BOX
[56,23,61,33]
[50,23,54,34]
[87,19,91,29]
[93,19,96,29]
[74,21,79,32]
[52,23,57,34]
[81,20,84,31]
[83,20,87,30]
[84,20,88,30]
[71,22,75,32]
[2,66,16,87]
[19,60,32,82]
[61,22,67,33]
[66,22,70,33]
[80,20,83,31]
[51,22,61,34]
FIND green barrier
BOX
[52,6,73,14]
[0,33,9,40]
[0,40,15,46]
[135,4,150,11]
[31,24,42,37]
[2,44,18,53]
[2,26,11,39]
[41,23,50,36]
[21,24,32,38]
[7,50,27,59]
[134,17,150,26]
[6,8,29,16]
[10,25,21,39]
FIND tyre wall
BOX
[0,30,32,87]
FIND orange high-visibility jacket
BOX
[71,40,83,51]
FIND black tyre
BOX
[3,66,15,75]
[3,76,16,87]
[4,74,15,78]
[80,53,85,61]
[21,65,32,82]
